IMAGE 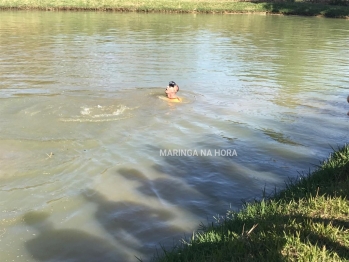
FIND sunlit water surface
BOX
[0,11,348,262]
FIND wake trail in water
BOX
[60,105,135,123]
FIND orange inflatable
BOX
[159,96,182,103]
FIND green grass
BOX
[153,145,349,262]
[0,0,348,18]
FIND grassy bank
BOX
[0,0,349,18]
[153,145,349,262]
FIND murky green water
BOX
[0,11,348,262]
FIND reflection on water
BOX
[260,128,302,146]
[0,11,348,262]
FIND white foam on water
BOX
[80,107,91,115]
[91,105,128,118]
[60,116,132,123]
[61,105,134,122]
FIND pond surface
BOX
[0,11,348,262]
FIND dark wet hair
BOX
[168,81,179,91]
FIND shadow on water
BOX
[130,126,328,211]
[23,211,126,262]
[118,145,262,218]
[142,135,301,207]
[82,189,185,261]
[118,167,219,217]
[117,133,285,219]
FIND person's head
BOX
[167,81,179,92]
[165,81,179,98]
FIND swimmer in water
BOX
[165,81,180,101]
[347,95,349,116]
